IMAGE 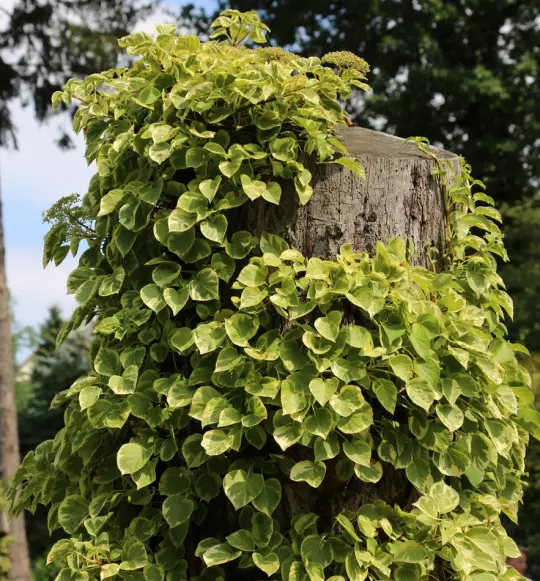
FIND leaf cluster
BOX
[0,483,12,580]
[7,10,537,581]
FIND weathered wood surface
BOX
[238,127,459,265]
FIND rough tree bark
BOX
[0,182,31,580]
[240,127,458,267]
[233,126,459,546]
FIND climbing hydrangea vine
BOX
[0,484,12,581]
[8,9,540,581]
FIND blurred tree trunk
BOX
[0,172,31,580]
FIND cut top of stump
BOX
[233,127,459,268]
[338,126,458,162]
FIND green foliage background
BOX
[18,307,90,459]
[0,0,156,148]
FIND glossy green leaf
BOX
[290,460,326,488]
[98,189,124,216]
[252,552,279,576]
[226,529,256,552]
[193,322,226,354]
[164,286,189,315]
[94,347,120,377]
[389,541,427,563]
[428,481,460,513]
[182,434,208,468]
[329,385,365,417]
[79,385,101,410]
[201,429,231,455]
[372,378,398,414]
[225,313,259,347]
[162,495,193,528]
[389,354,414,382]
[405,458,431,491]
[406,378,436,411]
[152,262,181,287]
[354,461,383,483]
[203,543,241,567]
[436,403,464,431]
[190,268,220,301]
[314,310,342,342]
[223,470,264,509]
[252,478,282,516]
[200,214,228,243]
[141,283,166,312]
[304,408,333,439]
[58,495,87,534]
[309,377,339,406]
[117,442,152,475]
[343,439,371,466]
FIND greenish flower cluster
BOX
[7,10,537,581]
[321,52,370,75]
[256,47,297,65]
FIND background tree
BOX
[18,306,90,457]
[505,437,540,579]
[16,307,89,576]
[10,305,36,414]
[0,190,30,581]
[498,196,540,351]
[0,481,12,580]
[0,0,156,147]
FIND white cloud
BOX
[6,247,77,329]
[133,5,176,33]
[2,105,92,205]
[1,104,90,337]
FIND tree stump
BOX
[233,127,460,540]
[238,127,459,267]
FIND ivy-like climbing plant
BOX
[8,9,540,581]
[0,484,12,580]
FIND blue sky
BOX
[1,0,218,349]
